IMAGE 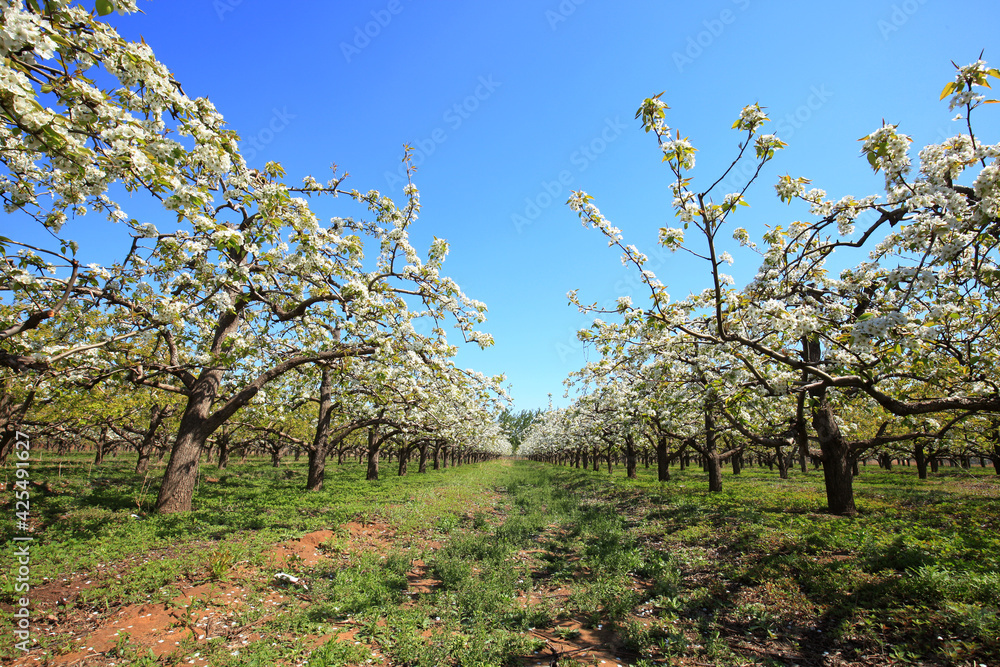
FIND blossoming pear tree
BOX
[1,2,497,513]
[568,59,999,514]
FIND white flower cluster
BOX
[734,103,768,132]
[754,134,785,159]
[661,136,696,170]
[659,227,685,249]
[862,125,913,192]
[852,310,907,347]
[771,175,801,203]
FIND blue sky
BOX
[6,0,998,412]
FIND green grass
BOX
[576,459,1000,665]
[1,451,997,665]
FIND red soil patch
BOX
[264,528,337,567]
[17,580,295,667]
[404,559,439,595]
[6,529,343,667]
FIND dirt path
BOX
[9,470,657,666]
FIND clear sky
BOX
[6,0,998,412]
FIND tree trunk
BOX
[155,398,212,513]
[812,401,856,515]
[625,434,637,479]
[156,366,230,514]
[136,404,168,474]
[0,388,34,466]
[398,446,409,476]
[655,435,670,482]
[94,426,109,465]
[366,426,381,481]
[795,382,809,474]
[775,443,788,479]
[0,429,16,467]
[218,433,230,469]
[418,443,428,473]
[306,365,334,491]
[705,410,722,493]
[914,441,928,480]
[306,448,326,490]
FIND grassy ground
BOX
[1,451,998,666]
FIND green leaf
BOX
[939,81,956,100]
[96,0,114,16]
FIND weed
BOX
[168,600,200,635]
[619,618,653,653]
[107,631,158,665]
[430,555,472,589]
[205,547,235,581]
[305,637,373,666]
[551,626,581,640]
[435,513,460,534]
[133,473,154,513]
[283,552,306,573]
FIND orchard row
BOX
[522,62,1000,514]
[0,2,510,512]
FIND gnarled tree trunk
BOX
[655,435,670,482]
[704,410,722,493]
[155,380,216,513]
[625,434,637,479]
[366,426,381,481]
[306,365,334,491]
[813,400,856,515]
[136,404,168,474]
